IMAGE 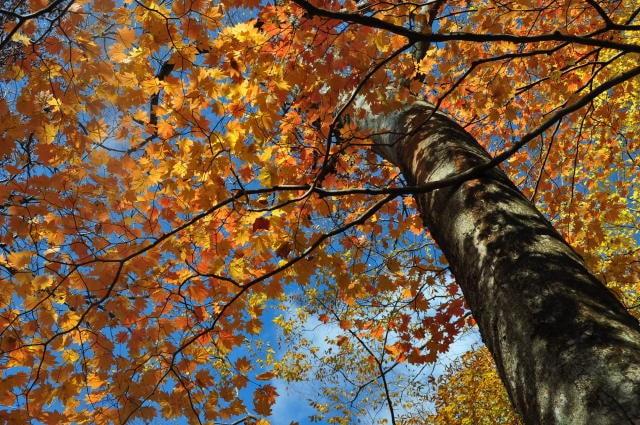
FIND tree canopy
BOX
[0,0,638,423]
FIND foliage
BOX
[428,348,522,425]
[0,0,638,424]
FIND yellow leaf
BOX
[141,78,162,97]
[258,146,275,162]
[229,258,245,282]
[157,120,174,139]
[274,79,290,91]
[172,160,187,178]
[33,275,52,290]
[258,166,273,186]
[87,373,104,389]
[62,349,79,363]
[133,109,148,123]
[60,311,80,331]
[8,251,31,269]
[11,32,30,45]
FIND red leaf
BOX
[252,217,270,232]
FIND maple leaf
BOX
[117,27,136,48]
[236,357,252,373]
[255,371,275,381]
[62,350,79,363]
[7,251,31,270]
[253,385,278,416]
[1,0,639,424]
[252,216,270,231]
[157,120,174,139]
[275,242,292,258]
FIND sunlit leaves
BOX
[428,348,522,425]
[0,0,638,423]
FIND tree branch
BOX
[292,0,640,53]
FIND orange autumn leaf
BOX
[0,0,638,423]
[253,385,278,416]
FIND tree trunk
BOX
[363,102,640,424]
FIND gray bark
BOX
[360,102,640,424]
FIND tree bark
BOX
[363,102,640,424]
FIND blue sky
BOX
[0,2,491,424]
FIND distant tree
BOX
[429,347,521,425]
